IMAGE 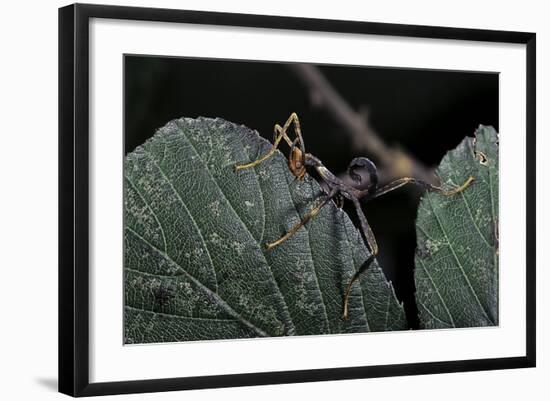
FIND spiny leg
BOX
[371,175,474,199]
[343,199,378,320]
[266,190,336,250]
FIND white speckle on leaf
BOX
[208,200,221,217]
[258,169,269,181]
[426,239,444,255]
[209,233,222,246]
[231,241,245,255]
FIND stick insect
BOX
[235,113,474,320]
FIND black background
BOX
[124,55,498,328]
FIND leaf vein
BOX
[178,123,296,334]
[125,226,268,337]
[417,257,456,327]
[417,299,453,327]
[125,175,168,252]
[125,305,247,323]
[143,149,219,291]
[285,176,331,332]
[426,195,494,324]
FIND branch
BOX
[289,64,437,185]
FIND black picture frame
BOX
[59,3,536,397]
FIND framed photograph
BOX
[59,3,536,397]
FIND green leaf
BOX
[124,117,407,343]
[414,126,499,329]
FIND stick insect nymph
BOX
[235,113,474,320]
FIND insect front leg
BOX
[235,113,306,173]
[234,124,292,171]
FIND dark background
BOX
[124,55,498,328]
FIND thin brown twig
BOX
[289,64,437,185]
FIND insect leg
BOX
[235,124,292,171]
[235,113,303,171]
[343,199,378,320]
[371,176,475,199]
[287,113,306,165]
[266,190,336,250]
[275,112,305,151]
[343,255,375,321]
